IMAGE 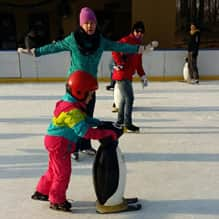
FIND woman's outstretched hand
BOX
[17,48,35,56]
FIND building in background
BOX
[0,0,219,50]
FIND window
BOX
[176,0,219,46]
[0,14,16,49]
[28,13,50,46]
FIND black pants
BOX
[188,52,199,80]
[76,92,96,151]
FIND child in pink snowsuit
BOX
[31,70,117,212]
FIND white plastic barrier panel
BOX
[164,50,187,76]
[19,52,70,78]
[142,51,165,77]
[19,53,38,78]
[37,52,70,78]
[198,50,219,75]
[97,52,113,78]
[0,51,20,78]
[1,50,219,79]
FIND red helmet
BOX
[67,70,98,100]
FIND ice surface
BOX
[0,81,219,219]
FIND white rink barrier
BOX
[0,49,219,81]
[0,51,21,78]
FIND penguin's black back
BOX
[93,143,119,205]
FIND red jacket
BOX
[112,33,145,81]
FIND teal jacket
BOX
[35,33,139,78]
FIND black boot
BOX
[31,191,48,201]
[106,84,114,91]
[50,200,72,212]
[124,124,140,133]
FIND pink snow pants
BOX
[36,135,76,204]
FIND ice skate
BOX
[50,200,72,212]
[188,79,199,84]
[192,79,199,84]
[31,191,48,201]
[124,124,140,133]
[106,85,114,91]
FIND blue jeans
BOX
[116,80,134,126]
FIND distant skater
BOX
[187,21,200,84]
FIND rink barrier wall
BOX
[0,49,219,83]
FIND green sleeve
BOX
[35,34,73,57]
[102,37,139,53]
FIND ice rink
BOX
[1,81,219,219]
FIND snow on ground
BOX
[0,81,219,219]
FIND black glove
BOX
[98,121,123,138]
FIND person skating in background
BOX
[17,7,156,158]
[31,71,118,212]
[24,29,39,51]
[112,21,158,133]
[187,21,200,84]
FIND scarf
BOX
[74,27,100,55]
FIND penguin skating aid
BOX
[183,57,191,82]
[93,122,141,213]
[114,82,121,110]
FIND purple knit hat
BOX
[79,7,97,26]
